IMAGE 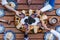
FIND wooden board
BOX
[0,0,60,40]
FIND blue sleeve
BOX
[49,0,55,7]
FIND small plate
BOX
[0,24,5,33]
[44,32,55,40]
[7,0,18,9]
[0,9,5,17]
[49,17,58,25]
[4,30,16,40]
[55,25,60,33]
[56,8,60,16]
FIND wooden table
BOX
[0,0,60,40]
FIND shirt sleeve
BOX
[50,29,60,38]
[40,4,52,12]
[1,0,8,5]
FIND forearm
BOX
[42,24,51,31]
[4,5,16,13]
[42,21,60,39]
[50,29,60,38]
[40,4,52,12]
[41,20,51,31]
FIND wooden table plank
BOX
[17,0,45,4]
[55,0,60,4]
[5,11,15,16]
[0,22,15,27]
[0,38,44,40]
[17,5,60,10]
[16,38,43,40]
[17,0,60,4]
[0,33,44,39]
[17,5,42,10]
[0,16,14,21]
[55,5,60,9]
[45,10,56,15]
[0,0,60,5]
[5,28,21,33]
[16,34,44,38]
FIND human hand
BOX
[15,11,21,16]
[41,20,48,29]
[36,10,40,16]
[40,14,48,21]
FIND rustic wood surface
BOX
[0,0,60,40]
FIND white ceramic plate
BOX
[44,32,55,40]
[56,8,60,16]
[7,0,18,9]
[55,25,60,33]
[4,30,16,40]
[0,9,5,17]
[49,17,58,24]
[0,24,5,33]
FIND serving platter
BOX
[15,10,47,34]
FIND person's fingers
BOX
[36,10,40,15]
